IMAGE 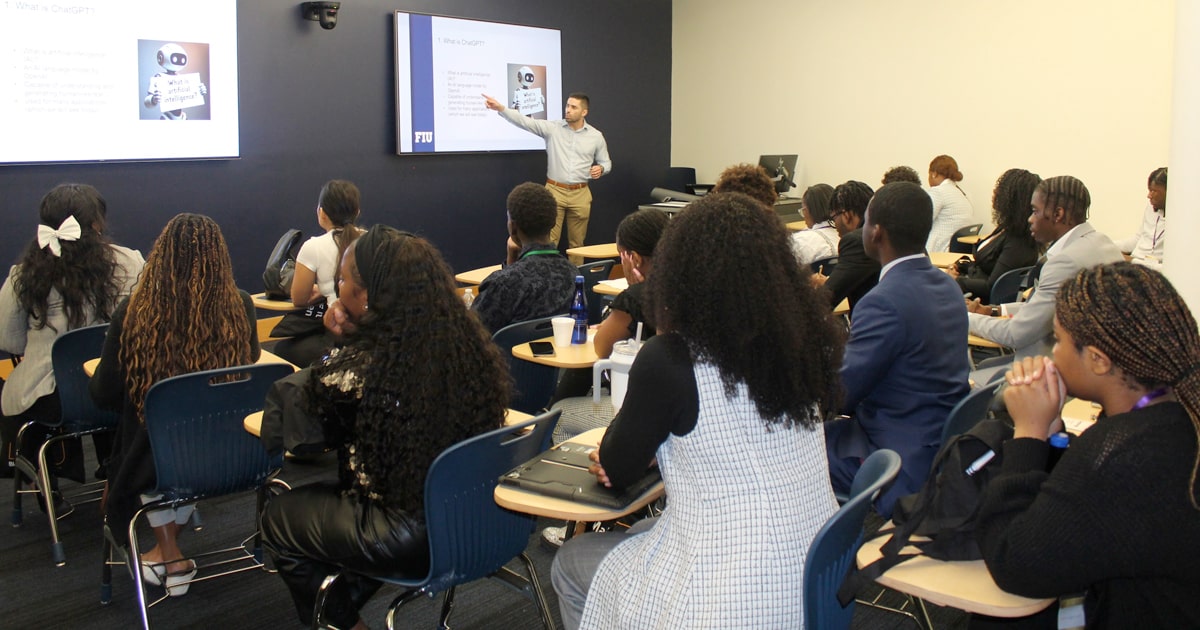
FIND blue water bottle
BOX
[1047,431,1070,471]
[570,275,588,344]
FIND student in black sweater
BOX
[977,262,1200,628]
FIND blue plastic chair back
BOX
[804,449,901,630]
[577,260,615,325]
[493,317,561,414]
[403,409,560,593]
[988,265,1034,305]
[940,381,1002,445]
[50,324,119,432]
[144,363,294,500]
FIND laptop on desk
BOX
[499,440,662,510]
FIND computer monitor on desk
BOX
[758,154,798,194]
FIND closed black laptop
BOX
[499,442,662,510]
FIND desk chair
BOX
[311,410,562,630]
[577,260,615,325]
[948,224,983,254]
[987,265,1033,306]
[494,316,562,415]
[100,362,294,629]
[11,324,115,566]
[804,449,901,629]
[941,382,1002,445]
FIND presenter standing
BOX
[483,92,612,263]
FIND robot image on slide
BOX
[510,65,545,116]
[144,43,207,120]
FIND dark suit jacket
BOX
[824,229,880,315]
[956,228,1039,302]
[834,256,970,514]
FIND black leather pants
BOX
[261,482,429,628]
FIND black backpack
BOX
[263,229,303,300]
[839,390,1014,603]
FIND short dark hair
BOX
[568,92,590,110]
[1148,166,1168,189]
[1036,176,1091,225]
[506,182,557,238]
[831,181,874,220]
[616,208,670,257]
[882,166,922,186]
[867,182,933,255]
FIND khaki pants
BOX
[546,183,592,264]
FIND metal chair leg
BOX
[128,515,152,630]
[384,587,427,630]
[516,552,557,630]
[311,572,342,630]
[38,437,68,565]
[435,585,457,630]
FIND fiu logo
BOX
[414,131,433,143]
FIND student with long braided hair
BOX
[91,213,258,596]
[261,226,510,630]
[977,262,1200,627]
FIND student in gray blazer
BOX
[968,176,1123,377]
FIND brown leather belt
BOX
[546,178,588,191]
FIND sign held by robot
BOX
[150,73,205,112]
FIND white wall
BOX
[672,0,1174,240]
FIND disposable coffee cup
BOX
[551,317,575,347]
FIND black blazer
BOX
[825,229,880,316]
[956,228,1038,302]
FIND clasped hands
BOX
[1002,356,1067,440]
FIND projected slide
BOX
[395,12,562,154]
[0,0,239,164]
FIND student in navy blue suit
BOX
[826,181,971,516]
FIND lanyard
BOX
[1132,387,1169,410]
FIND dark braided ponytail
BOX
[1056,262,1200,509]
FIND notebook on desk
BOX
[499,441,662,509]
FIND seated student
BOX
[261,226,510,630]
[967,176,1123,382]
[91,214,259,596]
[947,168,1041,303]
[977,262,1200,627]
[273,179,365,367]
[789,183,839,266]
[813,180,879,315]
[472,182,578,333]
[1115,166,1167,270]
[551,192,842,629]
[924,154,974,252]
[712,163,779,209]
[826,182,970,516]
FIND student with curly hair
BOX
[949,168,1041,302]
[91,213,258,595]
[261,226,511,630]
[881,165,922,186]
[0,183,144,480]
[925,154,974,252]
[978,262,1200,626]
[552,192,843,629]
[712,162,778,208]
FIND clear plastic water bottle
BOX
[461,286,475,308]
[1047,431,1070,472]
[570,275,588,344]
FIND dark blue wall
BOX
[0,0,672,289]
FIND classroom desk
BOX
[856,524,1055,620]
[455,264,502,286]
[84,349,297,378]
[251,292,302,312]
[929,252,971,269]
[566,243,619,260]
[1061,397,1100,434]
[594,278,628,296]
[833,298,851,317]
[493,427,665,522]
[512,335,599,369]
[967,333,1004,349]
[786,221,807,232]
[957,234,982,246]
[243,407,534,438]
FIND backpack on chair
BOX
[839,388,1014,602]
[263,229,303,300]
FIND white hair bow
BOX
[37,215,82,257]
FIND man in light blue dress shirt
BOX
[484,92,612,263]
